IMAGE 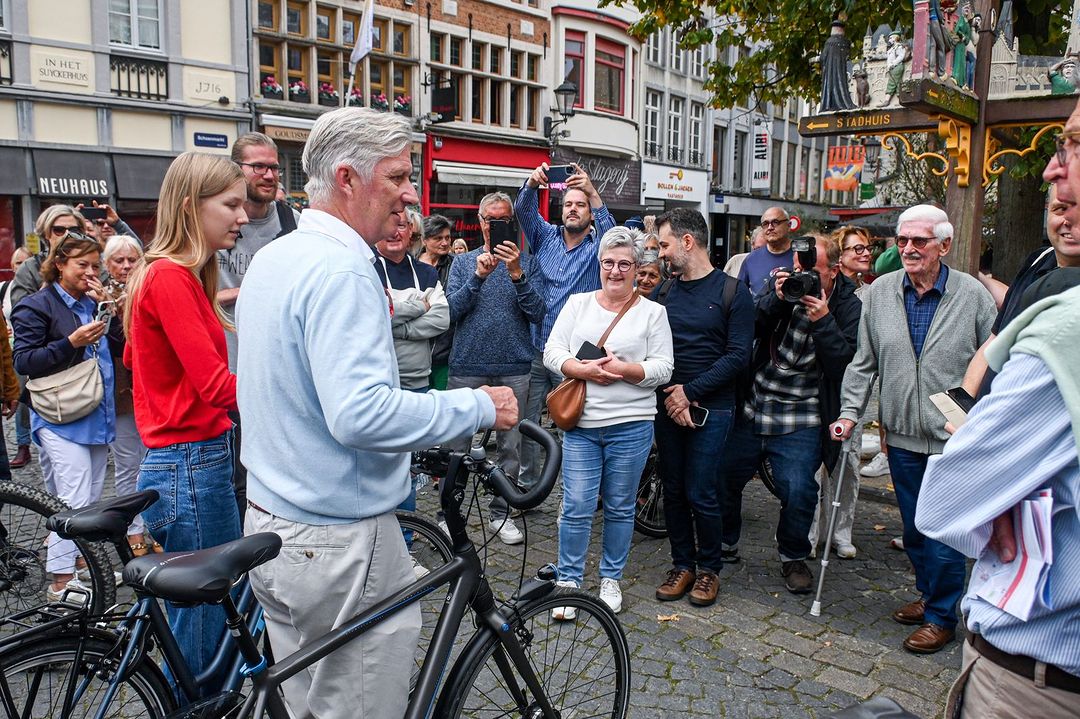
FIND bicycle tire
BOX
[0,634,176,718]
[634,443,667,538]
[395,510,453,565]
[435,587,631,719]
[0,481,116,618]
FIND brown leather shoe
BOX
[781,560,813,594]
[903,623,955,654]
[688,570,719,606]
[891,599,926,626]
[655,568,695,601]
[9,445,31,469]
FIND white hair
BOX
[303,107,412,204]
[597,226,645,265]
[102,234,143,263]
[897,204,953,242]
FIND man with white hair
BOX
[833,204,996,654]
[235,107,517,719]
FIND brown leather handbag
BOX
[546,295,637,431]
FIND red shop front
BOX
[422,134,552,248]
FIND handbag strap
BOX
[596,294,638,349]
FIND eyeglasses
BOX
[844,244,870,255]
[600,259,636,272]
[895,235,937,249]
[1053,131,1080,167]
[50,224,82,236]
[760,218,787,228]
[239,162,282,176]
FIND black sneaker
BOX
[781,560,813,594]
[720,548,741,564]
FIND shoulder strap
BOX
[1031,246,1055,268]
[721,274,740,316]
[274,201,297,237]
[596,294,638,349]
[656,278,675,306]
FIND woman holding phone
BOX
[543,226,673,617]
[11,230,121,601]
[123,151,247,690]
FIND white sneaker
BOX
[411,555,429,579]
[47,577,93,605]
[598,578,622,614]
[834,542,857,559]
[489,518,524,545]
[860,452,891,478]
[551,580,579,620]
[859,433,881,459]
[76,568,123,587]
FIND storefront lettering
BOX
[556,152,638,205]
[454,219,481,233]
[656,182,694,192]
[37,177,109,197]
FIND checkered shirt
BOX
[743,304,821,435]
[902,264,949,358]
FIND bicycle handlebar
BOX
[484,419,561,511]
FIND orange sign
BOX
[823,145,865,192]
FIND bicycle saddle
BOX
[47,490,160,542]
[123,533,282,606]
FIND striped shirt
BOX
[917,354,1080,676]
[902,264,948,358]
[514,184,615,350]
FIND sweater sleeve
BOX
[513,253,546,325]
[394,283,450,340]
[446,255,482,322]
[543,294,579,376]
[637,304,674,389]
[148,269,237,412]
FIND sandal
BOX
[128,542,150,557]
[151,540,164,554]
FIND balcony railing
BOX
[110,54,168,101]
[644,142,662,160]
[688,150,705,167]
[667,146,683,163]
[0,41,11,86]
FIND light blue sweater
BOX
[235,210,495,524]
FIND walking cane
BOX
[810,427,853,617]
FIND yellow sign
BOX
[263,125,310,142]
[25,233,40,255]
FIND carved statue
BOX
[853,64,870,107]
[1049,53,1080,96]
[927,0,954,77]
[951,2,975,89]
[878,32,911,107]
[819,21,857,112]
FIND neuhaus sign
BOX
[32,150,112,198]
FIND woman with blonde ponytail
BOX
[123,152,248,693]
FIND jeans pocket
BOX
[192,438,230,468]
[138,463,179,532]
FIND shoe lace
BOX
[692,572,716,593]
[661,568,686,589]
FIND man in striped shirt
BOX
[515,163,616,490]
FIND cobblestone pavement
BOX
[5,427,963,719]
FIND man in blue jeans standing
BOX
[834,204,996,654]
[652,208,754,607]
[721,234,861,595]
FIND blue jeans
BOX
[720,418,821,561]
[15,401,30,447]
[519,352,561,490]
[557,420,653,585]
[654,408,733,574]
[887,446,965,630]
[138,431,241,697]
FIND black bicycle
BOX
[0,420,631,718]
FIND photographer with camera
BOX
[720,234,861,594]
[445,192,544,544]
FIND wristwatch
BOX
[511,272,527,284]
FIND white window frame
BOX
[667,96,684,154]
[109,0,162,50]
[645,31,661,65]
[691,45,705,78]
[668,36,683,73]
[644,90,662,157]
[689,102,704,163]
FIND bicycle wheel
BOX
[634,443,667,538]
[436,587,631,719]
[0,634,176,718]
[0,481,116,619]
[396,511,456,687]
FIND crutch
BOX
[811,429,853,617]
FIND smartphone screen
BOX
[81,207,108,222]
[488,219,515,245]
[689,405,709,427]
[546,165,575,185]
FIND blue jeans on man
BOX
[655,407,734,574]
[138,431,241,697]
[720,418,821,561]
[519,352,561,490]
[886,446,965,630]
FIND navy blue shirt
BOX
[737,246,794,299]
[653,270,754,408]
[903,264,949,358]
[373,252,439,292]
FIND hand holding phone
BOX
[81,206,108,222]
[545,165,576,185]
[689,405,709,428]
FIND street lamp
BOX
[543,82,578,146]
[860,135,882,182]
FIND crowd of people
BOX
[1,100,1077,719]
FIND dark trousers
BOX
[655,407,733,574]
[887,445,965,630]
[231,419,246,522]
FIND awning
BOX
[113,154,175,200]
[0,147,29,195]
[433,161,532,188]
[32,150,112,198]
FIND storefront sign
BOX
[823,145,865,192]
[751,119,771,192]
[31,49,92,88]
[33,150,111,198]
[263,125,310,142]
[553,150,640,208]
[640,164,709,204]
[431,81,459,123]
[799,108,935,137]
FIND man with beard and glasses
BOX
[515,163,616,495]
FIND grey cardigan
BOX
[838,265,996,455]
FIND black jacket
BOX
[11,285,124,396]
[747,272,862,472]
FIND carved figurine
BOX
[951,2,975,89]
[1049,54,1080,96]
[853,64,870,107]
[927,0,954,78]
[819,21,856,112]
[878,32,911,107]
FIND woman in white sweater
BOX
[544,227,673,616]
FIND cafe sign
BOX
[640,164,708,203]
[552,150,640,208]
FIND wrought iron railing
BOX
[110,54,168,101]
[667,146,683,163]
[0,40,12,86]
[643,141,663,160]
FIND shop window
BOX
[283,152,308,195]
[563,31,584,108]
[315,7,333,42]
[450,37,462,66]
[489,47,501,74]
[431,33,444,63]
[489,80,502,125]
[343,12,359,45]
[472,43,484,71]
[643,90,662,159]
[594,39,624,114]
[393,23,410,56]
[471,76,483,121]
[372,18,387,52]
[527,53,538,82]
[109,0,161,50]
[258,1,278,31]
[286,1,306,36]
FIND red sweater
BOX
[124,259,237,448]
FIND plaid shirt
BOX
[902,264,949,358]
[743,304,821,435]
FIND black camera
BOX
[779,236,821,302]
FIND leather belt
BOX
[247,500,271,515]
[968,634,1080,694]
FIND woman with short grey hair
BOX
[596,226,645,266]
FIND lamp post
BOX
[543,82,578,148]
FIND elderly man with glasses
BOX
[737,206,795,299]
[833,204,996,655]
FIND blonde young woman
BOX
[124,152,248,690]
